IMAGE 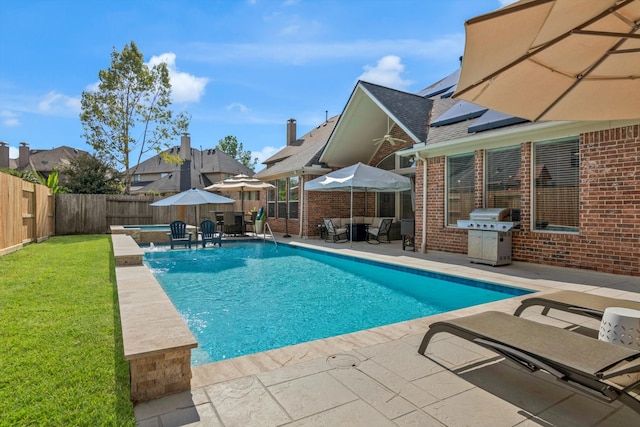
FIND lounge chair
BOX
[200,219,221,248]
[323,218,348,243]
[168,220,192,249]
[418,311,640,414]
[514,290,640,320]
[367,218,392,244]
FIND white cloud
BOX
[9,146,19,159]
[498,0,518,6]
[252,145,283,169]
[0,110,20,127]
[226,102,250,113]
[148,52,209,104]
[37,91,81,116]
[357,55,412,90]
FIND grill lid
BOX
[469,208,511,222]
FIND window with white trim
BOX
[533,138,579,232]
[288,176,299,219]
[447,153,475,226]
[267,180,276,218]
[485,146,521,212]
[277,178,287,218]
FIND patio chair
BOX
[167,220,192,249]
[200,219,222,248]
[418,311,640,414]
[245,211,257,234]
[514,290,640,320]
[367,218,392,244]
[323,218,348,243]
[222,211,242,236]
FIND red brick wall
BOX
[415,124,640,276]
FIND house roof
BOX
[254,115,339,180]
[13,145,91,173]
[319,81,433,167]
[130,146,251,176]
[129,146,253,193]
[420,69,533,146]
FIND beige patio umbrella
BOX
[453,0,640,122]
[204,174,275,213]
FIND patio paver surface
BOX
[134,234,640,426]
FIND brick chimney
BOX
[0,142,9,168]
[179,133,191,191]
[18,142,30,169]
[287,118,296,146]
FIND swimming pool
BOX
[144,243,531,365]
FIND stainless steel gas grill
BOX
[457,208,516,266]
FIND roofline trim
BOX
[396,119,640,158]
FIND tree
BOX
[63,153,122,194]
[217,135,258,171]
[80,41,189,194]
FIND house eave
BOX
[396,119,640,158]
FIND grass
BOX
[0,235,136,426]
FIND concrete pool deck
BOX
[134,234,640,426]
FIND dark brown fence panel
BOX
[55,194,108,235]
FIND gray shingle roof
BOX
[19,145,91,173]
[129,146,253,193]
[358,81,432,143]
[255,115,339,179]
[422,69,534,145]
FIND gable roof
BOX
[129,146,253,193]
[319,81,433,167]
[130,146,250,176]
[14,145,91,173]
[254,115,339,180]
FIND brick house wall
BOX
[414,124,640,276]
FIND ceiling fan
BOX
[372,116,406,146]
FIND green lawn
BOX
[0,235,136,426]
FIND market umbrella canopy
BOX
[204,174,275,212]
[204,174,275,192]
[150,187,235,233]
[150,187,235,206]
[454,0,640,122]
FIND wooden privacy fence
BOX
[55,194,241,235]
[0,172,54,255]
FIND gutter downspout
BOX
[418,152,427,253]
[299,173,304,238]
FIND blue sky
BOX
[1,0,512,171]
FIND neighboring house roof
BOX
[12,145,91,174]
[129,146,253,193]
[255,115,339,180]
[319,81,433,167]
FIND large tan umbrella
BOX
[204,174,275,213]
[454,0,640,122]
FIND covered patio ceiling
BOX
[319,83,421,168]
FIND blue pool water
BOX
[144,243,531,365]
